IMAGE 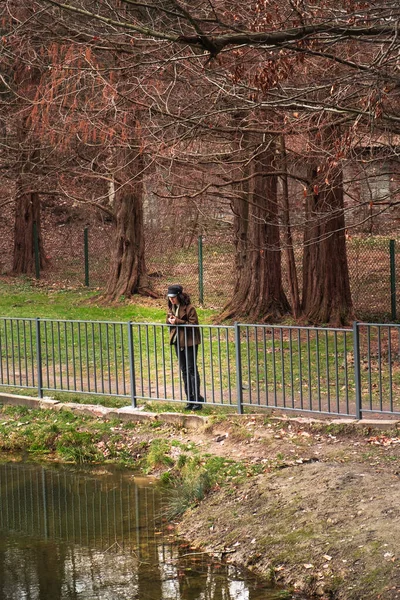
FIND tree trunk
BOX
[12,121,47,275]
[220,134,250,317]
[221,139,290,322]
[12,189,45,275]
[279,135,301,318]
[302,164,353,325]
[102,145,155,301]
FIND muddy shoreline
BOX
[1,393,400,599]
[174,418,400,599]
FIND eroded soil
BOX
[2,401,400,599]
[156,415,400,599]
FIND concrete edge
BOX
[157,411,209,429]
[0,393,61,411]
[0,392,398,432]
[55,402,115,418]
[0,392,210,430]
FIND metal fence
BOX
[2,207,399,320]
[37,230,400,319]
[0,462,267,600]
[0,462,159,552]
[1,317,400,419]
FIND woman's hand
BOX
[168,315,176,324]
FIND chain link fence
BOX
[280,236,398,322]
[39,225,400,321]
[0,204,399,320]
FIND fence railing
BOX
[24,226,400,320]
[0,317,399,419]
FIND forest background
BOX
[1,0,400,326]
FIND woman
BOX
[166,284,204,410]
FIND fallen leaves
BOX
[367,436,400,447]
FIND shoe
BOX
[184,403,193,410]
[192,404,203,411]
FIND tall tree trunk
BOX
[220,132,250,317]
[103,143,155,301]
[12,120,47,275]
[279,135,301,318]
[221,139,290,322]
[302,163,353,325]
[12,189,44,274]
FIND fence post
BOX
[234,322,243,414]
[84,227,89,287]
[128,321,137,408]
[198,235,204,305]
[390,239,396,321]
[36,317,43,399]
[33,222,40,280]
[353,321,362,420]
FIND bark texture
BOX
[12,120,47,275]
[12,189,44,275]
[279,135,301,318]
[221,139,290,322]
[302,164,353,325]
[103,145,155,301]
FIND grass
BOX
[0,405,99,460]
[0,277,220,408]
[0,403,268,521]
[0,277,399,418]
[0,404,148,466]
[0,277,216,323]
[0,279,219,398]
[161,450,265,518]
[0,385,239,416]
[143,439,175,472]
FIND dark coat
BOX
[167,303,201,347]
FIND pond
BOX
[0,462,305,599]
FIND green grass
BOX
[0,405,101,461]
[0,277,216,323]
[160,449,266,518]
[0,386,237,416]
[0,278,220,408]
[0,280,362,414]
[0,277,399,416]
[0,404,144,466]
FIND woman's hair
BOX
[168,291,191,308]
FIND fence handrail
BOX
[0,317,399,420]
[0,316,357,332]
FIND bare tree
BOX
[1,0,156,295]
[302,144,353,325]
[221,131,290,321]
[4,0,400,322]
[103,139,155,300]
[12,133,46,275]
[0,4,49,275]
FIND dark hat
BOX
[167,284,183,297]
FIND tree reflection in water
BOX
[0,462,289,599]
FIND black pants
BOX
[174,344,204,403]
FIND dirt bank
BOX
[171,415,400,600]
[1,395,400,599]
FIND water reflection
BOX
[0,462,293,599]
